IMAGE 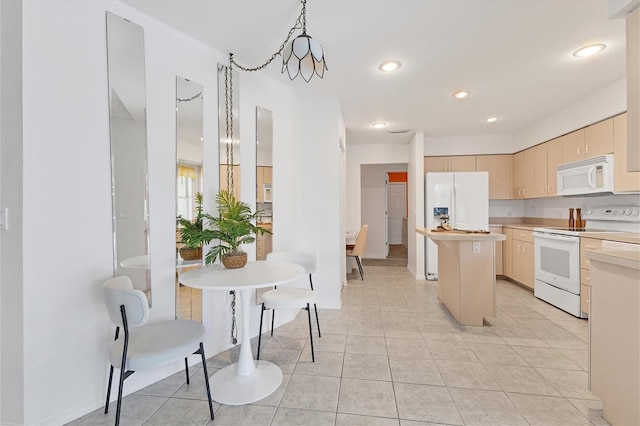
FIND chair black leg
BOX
[184,358,190,385]
[309,275,321,338]
[314,303,321,337]
[271,309,275,336]
[196,342,214,420]
[306,303,315,362]
[257,304,265,360]
[104,365,114,414]
[355,256,364,280]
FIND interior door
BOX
[387,182,406,245]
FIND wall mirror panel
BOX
[218,64,240,199]
[175,77,204,321]
[256,107,273,260]
[106,12,151,303]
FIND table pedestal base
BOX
[210,360,283,405]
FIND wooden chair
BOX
[346,224,368,280]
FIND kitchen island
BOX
[416,228,506,326]
[586,244,640,426]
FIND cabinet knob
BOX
[577,146,583,155]
[585,145,591,154]
[548,185,552,193]
[541,186,546,193]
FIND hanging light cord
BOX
[224,0,309,345]
[229,0,307,73]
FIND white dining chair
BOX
[257,252,320,362]
[102,276,214,426]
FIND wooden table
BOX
[416,228,506,326]
[179,261,304,405]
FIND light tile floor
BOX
[71,265,607,425]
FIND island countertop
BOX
[415,228,506,241]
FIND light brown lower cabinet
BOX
[489,226,503,275]
[503,228,513,277]
[504,227,534,289]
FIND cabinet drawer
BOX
[580,238,603,268]
[580,284,590,314]
[581,268,590,286]
[512,229,534,243]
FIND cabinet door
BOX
[449,156,476,172]
[424,156,449,172]
[613,113,640,192]
[489,226,503,275]
[476,155,513,200]
[546,137,563,196]
[534,144,548,198]
[523,148,535,199]
[263,166,273,184]
[562,129,585,163]
[513,151,525,198]
[503,228,513,278]
[256,166,264,202]
[512,242,523,283]
[522,241,535,290]
[585,117,614,158]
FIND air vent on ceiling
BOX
[388,129,410,134]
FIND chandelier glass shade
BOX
[282,33,327,82]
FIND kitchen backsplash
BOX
[490,193,640,220]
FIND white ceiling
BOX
[122,0,627,146]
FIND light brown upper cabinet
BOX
[513,151,524,199]
[476,155,513,199]
[546,137,563,196]
[585,118,614,158]
[613,113,640,192]
[522,148,535,199]
[533,144,548,198]
[562,128,586,163]
[563,119,614,163]
[424,156,476,172]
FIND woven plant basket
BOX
[179,247,202,261]
[221,252,247,269]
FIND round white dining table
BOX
[179,260,305,405]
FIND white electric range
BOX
[533,206,640,318]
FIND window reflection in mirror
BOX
[106,12,151,303]
[256,107,273,260]
[218,64,240,198]
[175,77,204,321]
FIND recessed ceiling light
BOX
[452,90,470,99]
[372,122,387,128]
[573,43,606,58]
[485,116,499,123]
[379,61,401,72]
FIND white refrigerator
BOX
[425,172,489,280]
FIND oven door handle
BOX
[533,232,580,242]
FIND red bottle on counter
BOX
[568,208,575,229]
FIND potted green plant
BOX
[176,192,205,261]
[201,189,271,268]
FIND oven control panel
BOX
[583,206,640,221]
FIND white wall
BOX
[345,143,410,232]
[0,1,24,424]
[360,164,408,259]
[408,132,425,280]
[424,134,513,156]
[290,95,344,309]
[513,78,627,152]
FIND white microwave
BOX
[557,154,614,196]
